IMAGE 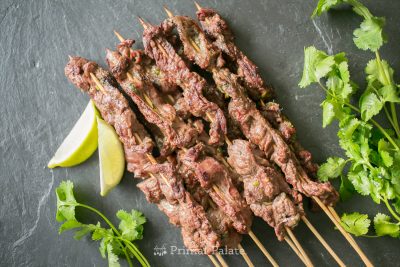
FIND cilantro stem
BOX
[383,104,400,136]
[76,204,120,236]
[361,235,379,238]
[347,0,370,18]
[116,239,133,267]
[375,51,400,138]
[382,197,400,222]
[76,203,149,267]
[120,238,150,267]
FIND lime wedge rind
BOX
[48,100,99,168]
[97,117,125,196]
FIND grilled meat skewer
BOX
[196,7,273,101]
[148,15,338,206]
[64,57,223,254]
[143,23,227,146]
[196,7,319,178]
[227,139,303,240]
[106,41,253,235]
[115,36,303,241]
[106,39,203,156]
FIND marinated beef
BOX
[195,8,320,177]
[227,139,302,240]
[64,56,154,177]
[156,16,339,206]
[143,23,227,146]
[106,41,203,155]
[137,162,222,254]
[177,142,253,234]
[196,8,274,100]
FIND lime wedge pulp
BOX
[48,100,99,168]
[97,117,125,196]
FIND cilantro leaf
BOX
[347,168,371,196]
[374,213,400,237]
[299,46,335,88]
[378,139,393,167]
[74,224,100,240]
[107,243,121,267]
[359,91,383,121]
[365,59,400,103]
[317,157,347,181]
[394,199,400,215]
[312,0,344,17]
[366,59,393,86]
[353,17,387,52]
[117,209,146,241]
[340,212,371,236]
[321,100,336,128]
[56,180,78,222]
[59,220,82,234]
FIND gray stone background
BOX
[1,0,399,266]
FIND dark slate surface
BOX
[1,0,399,266]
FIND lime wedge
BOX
[48,100,99,168]
[97,117,125,196]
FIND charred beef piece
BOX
[160,16,339,206]
[137,161,221,254]
[260,102,319,177]
[177,142,253,234]
[106,41,203,156]
[260,102,296,141]
[227,139,302,240]
[143,23,227,146]
[109,39,178,93]
[64,57,154,178]
[176,157,243,249]
[226,89,338,205]
[207,205,243,248]
[196,8,273,100]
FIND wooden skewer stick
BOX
[301,216,345,267]
[238,244,254,267]
[209,255,221,267]
[163,6,201,53]
[285,227,313,267]
[194,1,202,11]
[284,236,307,266]
[90,74,171,189]
[90,73,108,94]
[163,5,174,18]
[215,252,229,267]
[313,197,373,267]
[113,30,125,42]
[138,17,149,29]
[257,99,344,265]
[248,231,279,267]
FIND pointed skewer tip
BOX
[113,30,125,42]
[68,55,73,60]
[163,5,174,18]
[138,17,148,29]
[194,1,202,11]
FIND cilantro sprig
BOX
[56,180,150,267]
[299,0,400,238]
